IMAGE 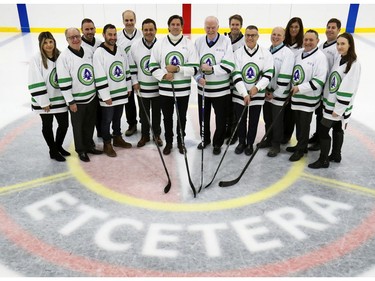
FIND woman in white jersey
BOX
[282,17,304,145]
[308,32,361,169]
[28,32,70,162]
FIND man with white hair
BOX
[194,16,236,155]
[56,28,102,162]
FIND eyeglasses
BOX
[67,35,81,40]
[245,34,258,38]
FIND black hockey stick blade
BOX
[204,105,247,189]
[171,82,197,197]
[164,178,172,193]
[137,90,172,193]
[219,94,292,188]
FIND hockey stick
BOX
[197,84,205,193]
[204,104,247,189]
[219,94,292,187]
[137,90,172,193]
[171,82,197,197]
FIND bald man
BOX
[194,16,236,155]
[117,10,142,137]
[260,27,295,157]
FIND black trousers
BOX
[40,112,69,151]
[125,89,137,127]
[198,94,227,147]
[159,95,189,145]
[101,104,124,142]
[294,110,313,152]
[224,92,236,137]
[283,101,295,141]
[69,97,97,154]
[234,103,262,146]
[312,101,323,141]
[263,101,284,149]
[137,95,162,138]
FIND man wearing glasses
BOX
[57,28,102,162]
[231,25,274,156]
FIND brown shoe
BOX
[113,135,132,148]
[103,142,117,157]
[137,136,150,147]
[154,135,163,147]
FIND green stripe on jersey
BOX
[28,82,46,90]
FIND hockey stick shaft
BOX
[171,82,197,197]
[198,85,205,193]
[204,104,247,189]
[219,94,292,187]
[137,90,172,193]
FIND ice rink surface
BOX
[0,31,375,277]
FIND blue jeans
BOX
[101,104,124,142]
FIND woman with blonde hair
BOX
[28,31,70,161]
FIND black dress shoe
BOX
[244,144,253,156]
[50,151,66,162]
[213,146,221,155]
[125,124,137,136]
[289,151,304,162]
[87,148,103,155]
[308,158,329,169]
[267,147,280,157]
[257,140,271,148]
[58,147,71,156]
[178,143,185,154]
[163,143,172,155]
[78,152,90,162]
[235,143,245,154]
[286,146,308,153]
[329,153,341,163]
[197,140,211,150]
[286,145,298,152]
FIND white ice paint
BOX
[23,191,79,220]
[23,191,354,258]
[95,218,144,252]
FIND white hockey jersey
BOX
[81,36,102,53]
[56,46,96,105]
[291,47,328,112]
[266,44,295,107]
[322,56,361,127]
[117,28,142,54]
[28,52,68,114]
[149,35,199,97]
[129,38,159,98]
[93,43,131,107]
[195,34,235,98]
[232,44,274,106]
[227,32,245,52]
[287,42,302,57]
[319,40,338,72]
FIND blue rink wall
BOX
[1,3,375,34]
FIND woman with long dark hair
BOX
[284,17,304,55]
[308,32,361,169]
[28,31,70,161]
[282,17,304,144]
